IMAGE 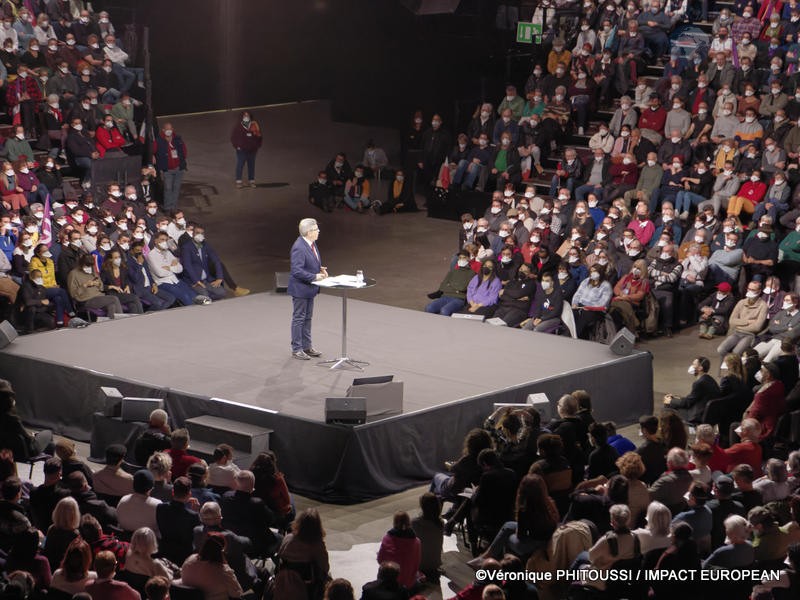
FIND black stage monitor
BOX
[352,375,394,386]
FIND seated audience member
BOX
[147,231,211,306]
[743,362,786,441]
[4,526,52,590]
[55,437,94,487]
[716,280,768,356]
[730,464,764,513]
[672,482,713,555]
[521,271,563,333]
[147,452,173,503]
[430,428,493,501]
[571,264,613,340]
[50,538,97,596]
[272,509,330,600]
[92,444,133,503]
[208,444,240,491]
[409,493,443,583]
[165,428,202,479]
[702,514,754,569]
[382,169,416,213]
[376,511,422,591]
[134,409,172,467]
[343,165,370,212]
[309,171,335,212]
[155,476,200,566]
[754,458,791,505]
[44,496,80,571]
[632,501,672,555]
[120,527,172,582]
[127,241,177,311]
[64,472,118,532]
[180,533,243,600]
[221,470,280,556]
[649,448,693,516]
[100,248,145,314]
[663,356,720,424]
[586,422,620,479]
[67,254,125,317]
[250,451,293,529]
[636,415,667,486]
[361,562,409,600]
[194,502,259,592]
[28,457,69,531]
[749,505,791,564]
[494,262,536,328]
[180,224,227,301]
[86,550,140,600]
[697,282,736,339]
[17,268,56,332]
[425,250,475,316]
[116,470,161,537]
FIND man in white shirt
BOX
[103,34,143,93]
[147,231,210,306]
[116,469,162,537]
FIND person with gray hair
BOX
[193,502,259,591]
[633,501,672,554]
[702,514,754,569]
[220,470,280,556]
[288,218,327,360]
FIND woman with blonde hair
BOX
[44,496,80,570]
[121,527,172,581]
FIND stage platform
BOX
[0,292,652,502]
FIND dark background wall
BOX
[103,0,500,131]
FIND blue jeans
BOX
[344,194,369,210]
[139,286,175,310]
[111,63,136,92]
[575,183,603,203]
[45,286,72,323]
[425,296,465,316]
[74,156,92,183]
[550,176,575,197]
[235,150,257,182]
[674,190,706,214]
[753,201,780,223]
[291,296,314,352]
[194,279,226,300]
[158,281,197,306]
[162,169,184,210]
[485,520,546,560]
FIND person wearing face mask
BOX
[672,160,713,220]
[496,85,524,120]
[454,258,502,319]
[148,231,211,308]
[467,102,496,147]
[764,109,792,147]
[13,157,49,208]
[28,242,72,324]
[16,268,57,332]
[0,237,19,302]
[126,241,176,311]
[549,147,584,198]
[696,282,736,339]
[453,133,493,191]
[401,110,425,171]
[425,249,475,316]
[67,94,100,132]
[153,122,187,211]
[109,93,140,142]
[4,125,35,164]
[676,241,709,325]
[741,222,778,282]
[67,254,125,318]
[604,153,639,205]
[99,248,144,314]
[520,271,564,334]
[637,94,667,146]
[418,114,452,189]
[323,152,353,201]
[608,97,639,139]
[647,242,682,337]
[699,159,741,216]
[571,265,613,340]
[307,170,334,213]
[752,294,800,363]
[726,170,767,219]
[705,51,735,93]
[752,170,791,226]
[568,65,596,136]
[492,107,519,147]
[66,118,100,185]
[589,124,615,155]
[6,65,41,139]
[574,150,610,204]
[487,132,521,191]
[742,362,786,442]
[343,165,371,213]
[733,109,764,150]
[546,40,572,77]
[383,168,416,214]
[230,110,262,189]
[178,225,228,301]
[664,357,720,424]
[716,280,769,357]
[0,159,29,212]
[620,151,661,212]
[56,230,87,286]
[102,34,143,93]
[491,264,534,328]
[759,138,788,181]
[609,259,650,334]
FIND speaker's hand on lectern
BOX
[320,266,328,278]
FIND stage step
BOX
[185,415,273,457]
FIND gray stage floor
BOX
[2,292,642,423]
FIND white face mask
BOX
[755,370,764,383]
[722,110,732,117]
[498,230,510,238]
[660,253,671,261]
[491,206,501,214]
[82,266,93,274]
[100,243,111,252]
[32,277,43,286]
[745,116,755,123]
[457,258,469,268]
[623,157,632,165]
[672,162,682,170]
[716,292,727,301]
[751,175,760,183]
[157,241,168,250]
[688,365,697,375]
[764,287,774,295]
[558,272,568,281]
[783,302,794,311]
[746,291,759,299]
[589,271,600,281]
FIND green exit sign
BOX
[516,22,542,44]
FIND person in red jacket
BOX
[723,418,764,477]
[638,94,667,142]
[95,114,127,158]
[744,362,786,440]
[165,428,201,479]
[376,511,421,590]
[230,110,263,189]
[727,170,768,219]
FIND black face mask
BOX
[482,266,493,275]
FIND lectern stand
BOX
[314,277,376,371]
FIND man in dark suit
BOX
[288,218,327,360]
[664,356,721,424]
[155,476,200,565]
[179,224,226,301]
[127,241,176,311]
[220,470,279,557]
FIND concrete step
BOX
[184,414,273,455]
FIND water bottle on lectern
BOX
[356,270,364,285]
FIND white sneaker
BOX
[578,126,585,136]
